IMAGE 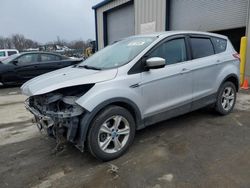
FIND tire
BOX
[215,81,237,115]
[87,105,136,161]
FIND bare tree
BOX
[5,38,13,49]
[68,40,87,50]
[0,34,93,53]
[24,39,39,49]
[0,37,6,49]
[0,37,13,49]
[55,36,67,46]
[12,34,27,51]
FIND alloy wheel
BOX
[98,115,130,154]
[221,86,235,111]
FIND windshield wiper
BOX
[78,65,102,70]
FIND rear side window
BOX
[8,51,17,56]
[0,51,6,57]
[212,37,227,53]
[41,54,61,62]
[190,37,214,59]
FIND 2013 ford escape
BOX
[21,31,240,161]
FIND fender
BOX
[217,73,240,92]
[76,97,143,151]
[76,81,144,113]
[215,61,240,92]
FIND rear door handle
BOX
[216,59,221,65]
[181,68,190,74]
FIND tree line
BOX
[0,34,93,51]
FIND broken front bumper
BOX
[24,99,54,132]
[24,98,83,146]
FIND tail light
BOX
[233,53,241,61]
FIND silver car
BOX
[21,31,240,161]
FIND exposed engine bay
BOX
[25,84,94,152]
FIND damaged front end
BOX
[25,85,93,152]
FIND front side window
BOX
[78,36,157,70]
[190,37,214,59]
[149,38,187,65]
[0,51,6,57]
[41,54,60,62]
[8,51,17,56]
[17,54,39,65]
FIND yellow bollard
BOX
[240,36,247,86]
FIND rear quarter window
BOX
[190,37,215,59]
[211,37,227,53]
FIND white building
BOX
[93,0,250,80]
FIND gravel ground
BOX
[0,86,250,188]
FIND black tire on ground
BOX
[215,81,237,115]
[87,105,136,161]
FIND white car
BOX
[0,49,19,61]
[22,31,240,161]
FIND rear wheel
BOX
[87,106,135,161]
[215,81,236,115]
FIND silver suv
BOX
[22,31,240,161]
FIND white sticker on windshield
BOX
[127,41,145,46]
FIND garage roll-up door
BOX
[106,4,135,45]
[170,0,248,31]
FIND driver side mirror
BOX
[145,57,166,69]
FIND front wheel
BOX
[87,106,135,161]
[215,81,237,115]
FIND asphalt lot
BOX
[0,86,250,188]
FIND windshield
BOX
[79,36,156,70]
[1,54,19,64]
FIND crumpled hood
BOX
[21,66,118,96]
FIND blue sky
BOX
[0,0,102,43]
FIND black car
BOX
[0,52,82,86]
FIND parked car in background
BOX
[0,52,82,86]
[22,31,240,161]
[0,49,19,61]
